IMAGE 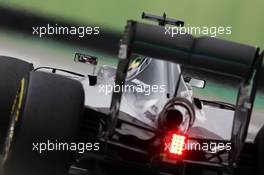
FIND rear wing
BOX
[107,17,264,170]
[119,21,259,81]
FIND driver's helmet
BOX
[126,56,152,80]
[97,56,151,84]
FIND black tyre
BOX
[255,125,264,175]
[2,71,84,175]
[0,56,33,152]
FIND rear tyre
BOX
[0,56,33,152]
[2,71,84,175]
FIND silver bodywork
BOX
[81,58,234,140]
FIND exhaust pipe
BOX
[158,97,195,133]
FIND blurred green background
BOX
[1,0,263,47]
[0,0,263,108]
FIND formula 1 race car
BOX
[0,13,263,175]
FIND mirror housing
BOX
[74,53,98,65]
[184,77,206,88]
[74,53,98,75]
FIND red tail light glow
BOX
[164,132,186,158]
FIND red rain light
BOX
[164,132,186,158]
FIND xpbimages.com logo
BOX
[98,80,166,96]
[164,141,232,154]
[32,140,100,154]
[32,24,100,38]
[164,24,232,38]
